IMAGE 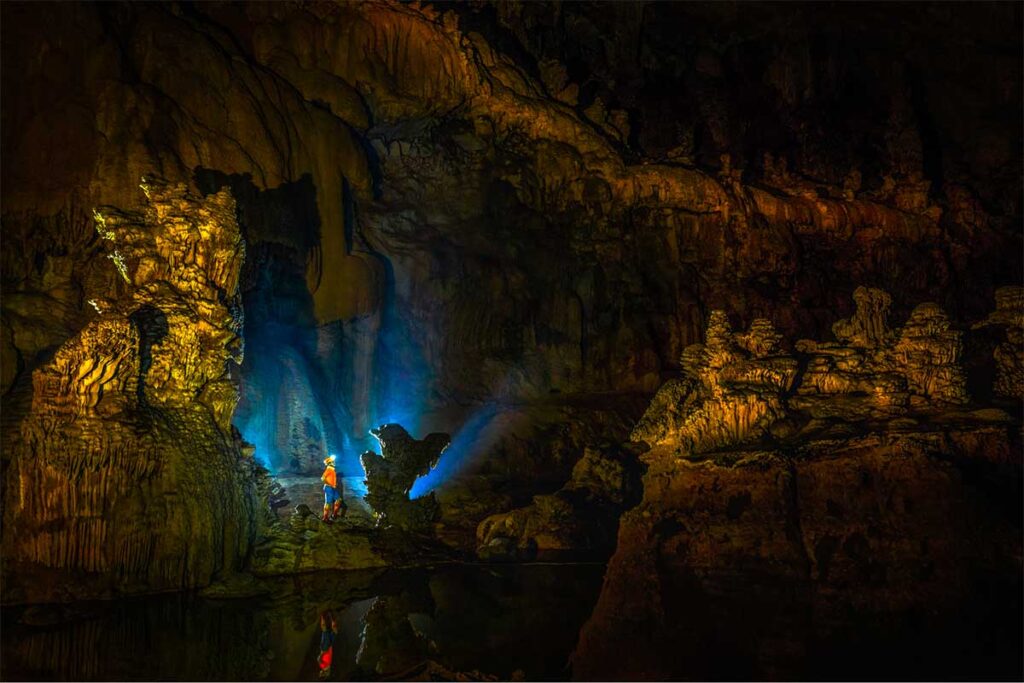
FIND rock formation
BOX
[546,287,1005,624]
[249,506,387,577]
[0,0,1020,628]
[632,312,798,454]
[574,424,1021,680]
[1,180,267,603]
[476,442,646,559]
[793,287,969,419]
[2,1,1020,439]
[572,288,1021,680]
[633,288,974,460]
[973,286,1024,400]
[361,424,451,533]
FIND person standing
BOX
[321,454,344,522]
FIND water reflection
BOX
[5,562,1018,680]
[1,564,606,681]
[355,584,435,676]
[317,612,337,679]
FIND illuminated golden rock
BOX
[1,0,999,418]
[893,303,968,406]
[795,291,968,418]
[633,313,797,454]
[30,317,138,418]
[1,180,265,603]
[832,287,893,349]
[637,289,970,457]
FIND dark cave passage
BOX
[193,169,436,480]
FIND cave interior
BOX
[0,1,1022,681]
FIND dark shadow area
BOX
[0,564,607,681]
[128,305,168,408]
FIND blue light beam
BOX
[410,403,504,498]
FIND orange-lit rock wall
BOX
[3,1,1019,406]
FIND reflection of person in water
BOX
[318,611,338,680]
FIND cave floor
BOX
[272,475,375,527]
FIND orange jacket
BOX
[322,466,337,488]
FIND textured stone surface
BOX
[632,289,972,460]
[523,287,986,566]
[633,312,798,452]
[973,286,1024,399]
[476,443,645,555]
[794,289,969,419]
[0,0,1020,614]
[2,0,1020,432]
[574,428,1022,680]
[571,289,1020,679]
[250,510,387,577]
[361,424,450,533]
[1,181,267,603]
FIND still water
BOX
[4,563,1021,681]
[1,564,606,681]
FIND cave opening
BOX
[192,169,390,482]
[191,166,482,512]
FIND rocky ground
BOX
[272,475,376,526]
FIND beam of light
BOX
[366,279,430,444]
[342,474,369,499]
[232,252,434,480]
[233,405,276,471]
[409,402,505,498]
[233,319,352,475]
[232,326,289,472]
